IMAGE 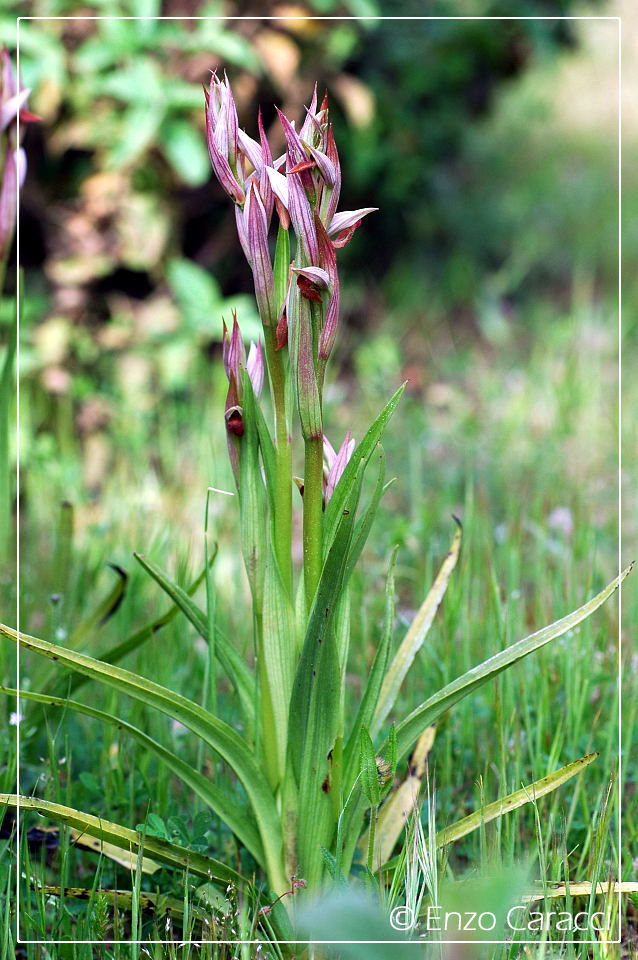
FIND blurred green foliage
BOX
[0,3,620,520]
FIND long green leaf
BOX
[342,446,389,589]
[380,752,599,874]
[273,224,290,319]
[260,549,296,789]
[436,752,598,849]
[133,553,254,731]
[394,565,632,761]
[0,316,17,561]
[2,686,264,864]
[323,384,405,558]
[372,518,462,737]
[1,624,287,894]
[288,463,365,887]
[239,369,267,612]
[344,546,399,788]
[1,795,241,884]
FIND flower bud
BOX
[205,73,245,205]
[246,340,264,397]
[243,180,276,324]
[323,430,355,503]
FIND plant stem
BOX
[367,804,378,876]
[303,434,323,611]
[263,327,293,595]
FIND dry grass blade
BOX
[523,881,638,901]
[367,726,436,870]
[372,520,461,736]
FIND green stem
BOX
[367,804,377,876]
[303,435,323,611]
[263,327,293,595]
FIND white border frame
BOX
[15,16,623,947]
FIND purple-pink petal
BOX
[287,167,319,263]
[266,167,289,211]
[315,216,340,362]
[0,146,17,259]
[245,181,275,323]
[302,141,337,187]
[324,430,355,501]
[206,109,244,204]
[291,265,330,288]
[328,208,378,236]
[228,316,246,382]
[246,341,265,397]
[1,87,30,132]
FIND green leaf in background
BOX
[324,384,405,558]
[163,119,211,186]
[167,258,261,340]
[436,752,599,850]
[0,795,242,885]
[1,624,288,895]
[2,686,265,864]
[133,552,255,733]
[107,105,164,170]
[394,564,633,761]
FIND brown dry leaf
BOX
[47,254,115,286]
[83,433,111,491]
[135,295,180,339]
[333,74,375,129]
[81,171,127,219]
[272,6,322,37]
[32,317,71,366]
[40,366,71,395]
[116,194,170,271]
[69,829,160,875]
[254,29,300,92]
[371,726,436,870]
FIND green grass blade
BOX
[133,552,255,730]
[273,223,290,319]
[29,881,210,923]
[0,315,16,564]
[323,383,405,558]
[372,518,462,738]
[1,624,287,894]
[344,547,398,788]
[69,563,128,646]
[0,795,242,884]
[342,446,390,588]
[436,752,599,849]
[2,686,264,864]
[50,553,217,697]
[394,564,632,761]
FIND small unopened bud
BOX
[375,755,392,786]
[205,73,244,205]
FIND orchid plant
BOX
[1,73,630,943]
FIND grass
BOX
[2,284,634,957]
